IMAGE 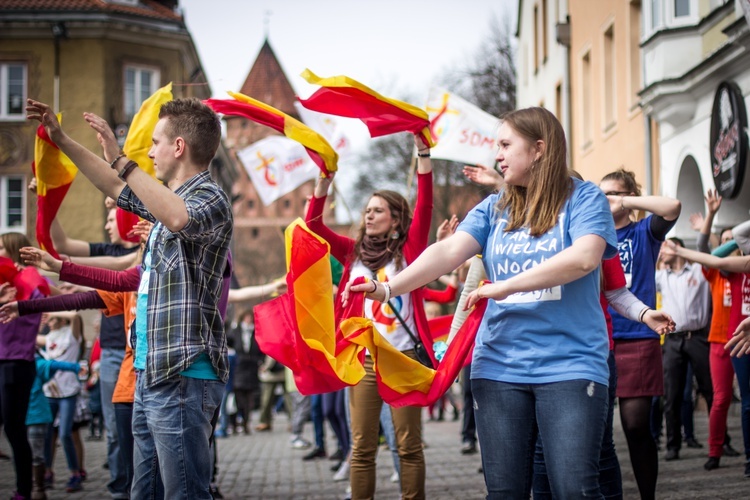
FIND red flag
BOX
[298,69,435,149]
[0,256,50,300]
[34,118,77,259]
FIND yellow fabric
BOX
[228,92,338,174]
[341,317,435,395]
[300,69,436,148]
[34,113,76,195]
[123,82,173,177]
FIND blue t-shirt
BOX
[608,216,661,340]
[457,179,617,386]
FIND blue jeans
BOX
[311,394,325,449]
[131,373,223,499]
[46,395,78,472]
[731,354,750,460]
[533,352,621,499]
[473,378,607,499]
[100,347,128,498]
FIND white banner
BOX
[426,87,500,167]
[237,135,319,206]
[294,102,352,159]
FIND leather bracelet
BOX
[118,160,138,181]
[417,152,430,158]
[109,153,126,169]
[370,279,379,293]
[638,307,650,323]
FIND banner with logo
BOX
[426,87,500,167]
[237,135,320,206]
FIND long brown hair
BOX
[353,190,412,271]
[0,232,32,265]
[497,107,572,236]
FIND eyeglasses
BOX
[603,191,630,197]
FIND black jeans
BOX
[461,364,476,445]
[0,360,35,497]
[663,328,713,452]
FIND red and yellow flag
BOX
[254,219,364,394]
[117,82,173,243]
[33,116,77,259]
[298,69,436,149]
[254,219,487,406]
[205,93,338,177]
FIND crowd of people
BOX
[0,96,749,500]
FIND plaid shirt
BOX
[118,170,233,388]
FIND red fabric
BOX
[727,272,750,333]
[299,87,431,144]
[708,343,735,458]
[305,172,436,366]
[204,98,330,175]
[89,337,101,364]
[116,208,140,243]
[600,254,627,350]
[427,314,452,342]
[423,284,457,304]
[35,181,72,260]
[0,257,50,300]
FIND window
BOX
[0,63,27,120]
[533,5,540,73]
[581,50,592,146]
[674,0,690,17]
[629,1,642,108]
[651,0,662,30]
[124,65,160,121]
[1,175,26,232]
[603,24,616,128]
[542,0,549,63]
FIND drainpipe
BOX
[644,114,652,195]
[51,22,67,114]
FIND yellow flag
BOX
[123,82,173,177]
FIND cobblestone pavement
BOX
[1,404,747,499]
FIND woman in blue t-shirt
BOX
[599,169,680,500]
[349,107,618,498]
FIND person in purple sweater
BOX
[0,232,51,500]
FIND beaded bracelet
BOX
[109,153,126,169]
[382,282,392,303]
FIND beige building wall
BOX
[569,0,650,185]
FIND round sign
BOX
[709,81,748,199]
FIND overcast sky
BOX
[180,0,516,101]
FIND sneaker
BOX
[723,443,741,457]
[665,449,679,461]
[79,469,87,482]
[461,441,477,455]
[255,423,271,432]
[291,437,312,449]
[390,470,399,483]
[65,475,82,493]
[330,460,343,472]
[329,448,344,461]
[333,460,350,482]
[685,437,703,449]
[704,456,720,471]
[210,484,224,499]
[303,447,327,460]
[43,471,54,490]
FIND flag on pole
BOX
[205,92,338,176]
[298,69,435,149]
[293,102,353,159]
[237,136,321,206]
[33,116,77,259]
[426,87,500,167]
